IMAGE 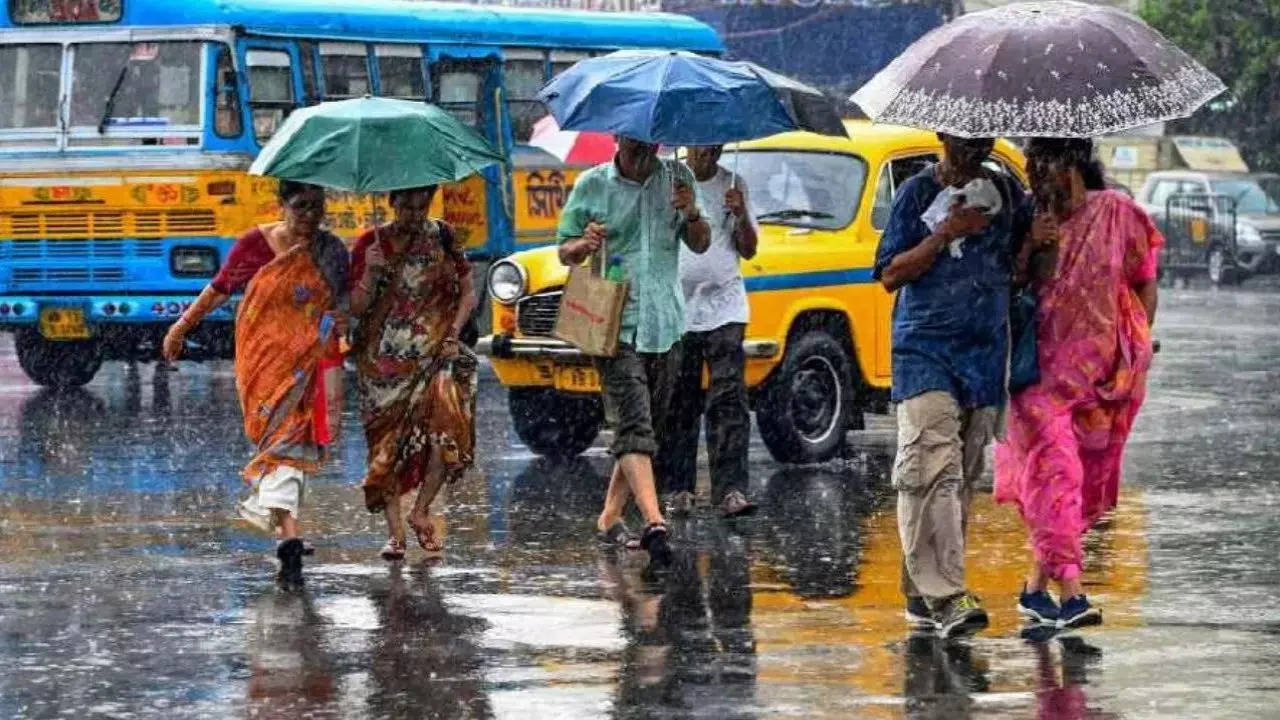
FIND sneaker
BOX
[276,538,305,588]
[1058,595,1102,629]
[665,491,696,518]
[905,596,936,628]
[935,593,989,639]
[720,490,758,518]
[640,523,673,568]
[1018,586,1061,624]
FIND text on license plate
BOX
[38,308,90,340]
[555,366,600,393]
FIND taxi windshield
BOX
[732,150,866,230]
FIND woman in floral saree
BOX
[162,180,348,586]
[994,138,1162,629]
[350,185,478,560]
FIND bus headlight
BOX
[171,246,220,277]
[488,260,527,305]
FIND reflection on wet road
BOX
[2,287,1279,718]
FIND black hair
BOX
[388,185,438,206]
[387,185,454,253]
[277,179,321,203]
[1026,137,1107,191]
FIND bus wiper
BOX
[97,63,130,135]
[756,208,835,221]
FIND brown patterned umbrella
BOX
[850,0,1225,138]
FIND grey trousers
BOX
[894,391,1000,605]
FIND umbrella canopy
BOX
[249,97,504,192]
[528,115,616,165]
[538,50,846,146]
[850,0,1225,138]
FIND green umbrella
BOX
[249,97,505,192]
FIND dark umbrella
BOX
[850,0,1225,138]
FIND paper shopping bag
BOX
[553,258,628,358]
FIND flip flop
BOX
[596,521,640,550]
[409,517,445,555]
[380,538,406,561]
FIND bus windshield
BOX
[70,41,203,130]
[0,41,204,141]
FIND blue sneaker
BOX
[1018,586,1060,624]
[1058,595,1102,629]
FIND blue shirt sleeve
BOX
[873,175,936,280]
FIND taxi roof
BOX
[739,119,1026,169]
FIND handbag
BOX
[553,235,629,357]
[1008,287,1039,394]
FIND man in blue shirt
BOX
[874,134,1030,638]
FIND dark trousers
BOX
[660,323,750,501]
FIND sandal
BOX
[380,538,406,561]
[596,521,640,551]
[639,523,673,567]
[409,517,445,555]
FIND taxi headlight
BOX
[488,261,527,305]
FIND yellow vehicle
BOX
[479,120,1027,463]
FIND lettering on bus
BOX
[523,170,574,219]
[11,0,123,24]
[439,183,487,249]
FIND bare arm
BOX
[161,285,230,361]
[559,220,605,266]
[725,185,757,260]
[1135,279,1158,326]
[682,212,711,254]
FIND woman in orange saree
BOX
[994,138,1162,629]
[163,181,348,586]
[350,185,478,560]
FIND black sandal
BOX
[639,523,672,566]
[596,521,640,550]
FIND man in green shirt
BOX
[558,137,711,566]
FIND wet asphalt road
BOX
[1,284,1279,719]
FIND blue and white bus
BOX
[0,0,721,386]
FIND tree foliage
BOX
[1139,0,1280,171]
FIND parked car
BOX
[1138,170,1280,284]
[477,120,1028,463]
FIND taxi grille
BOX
[516,291,562,336]
[0,209,217,238]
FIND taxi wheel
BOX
[508,388,603,458]
[15,329,104,388]
[756,330,853,464]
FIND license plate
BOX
[38,307,90,340]
[555,365,600,393]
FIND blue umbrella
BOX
[538,50,846,146]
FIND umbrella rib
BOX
[647,54,676,145]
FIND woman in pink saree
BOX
[994,138,1162,629]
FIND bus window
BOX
[376,45,425,101]
[298,41,319,105]
[550,50,589,81]
[0,44,62,131]
[433,59,487,128]
[69,42,203,132]
[505,49,546,142]
[320,43,370,100]
[213,48,243,138]
[246,49,295,143]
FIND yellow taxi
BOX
[477,120,1027,463]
